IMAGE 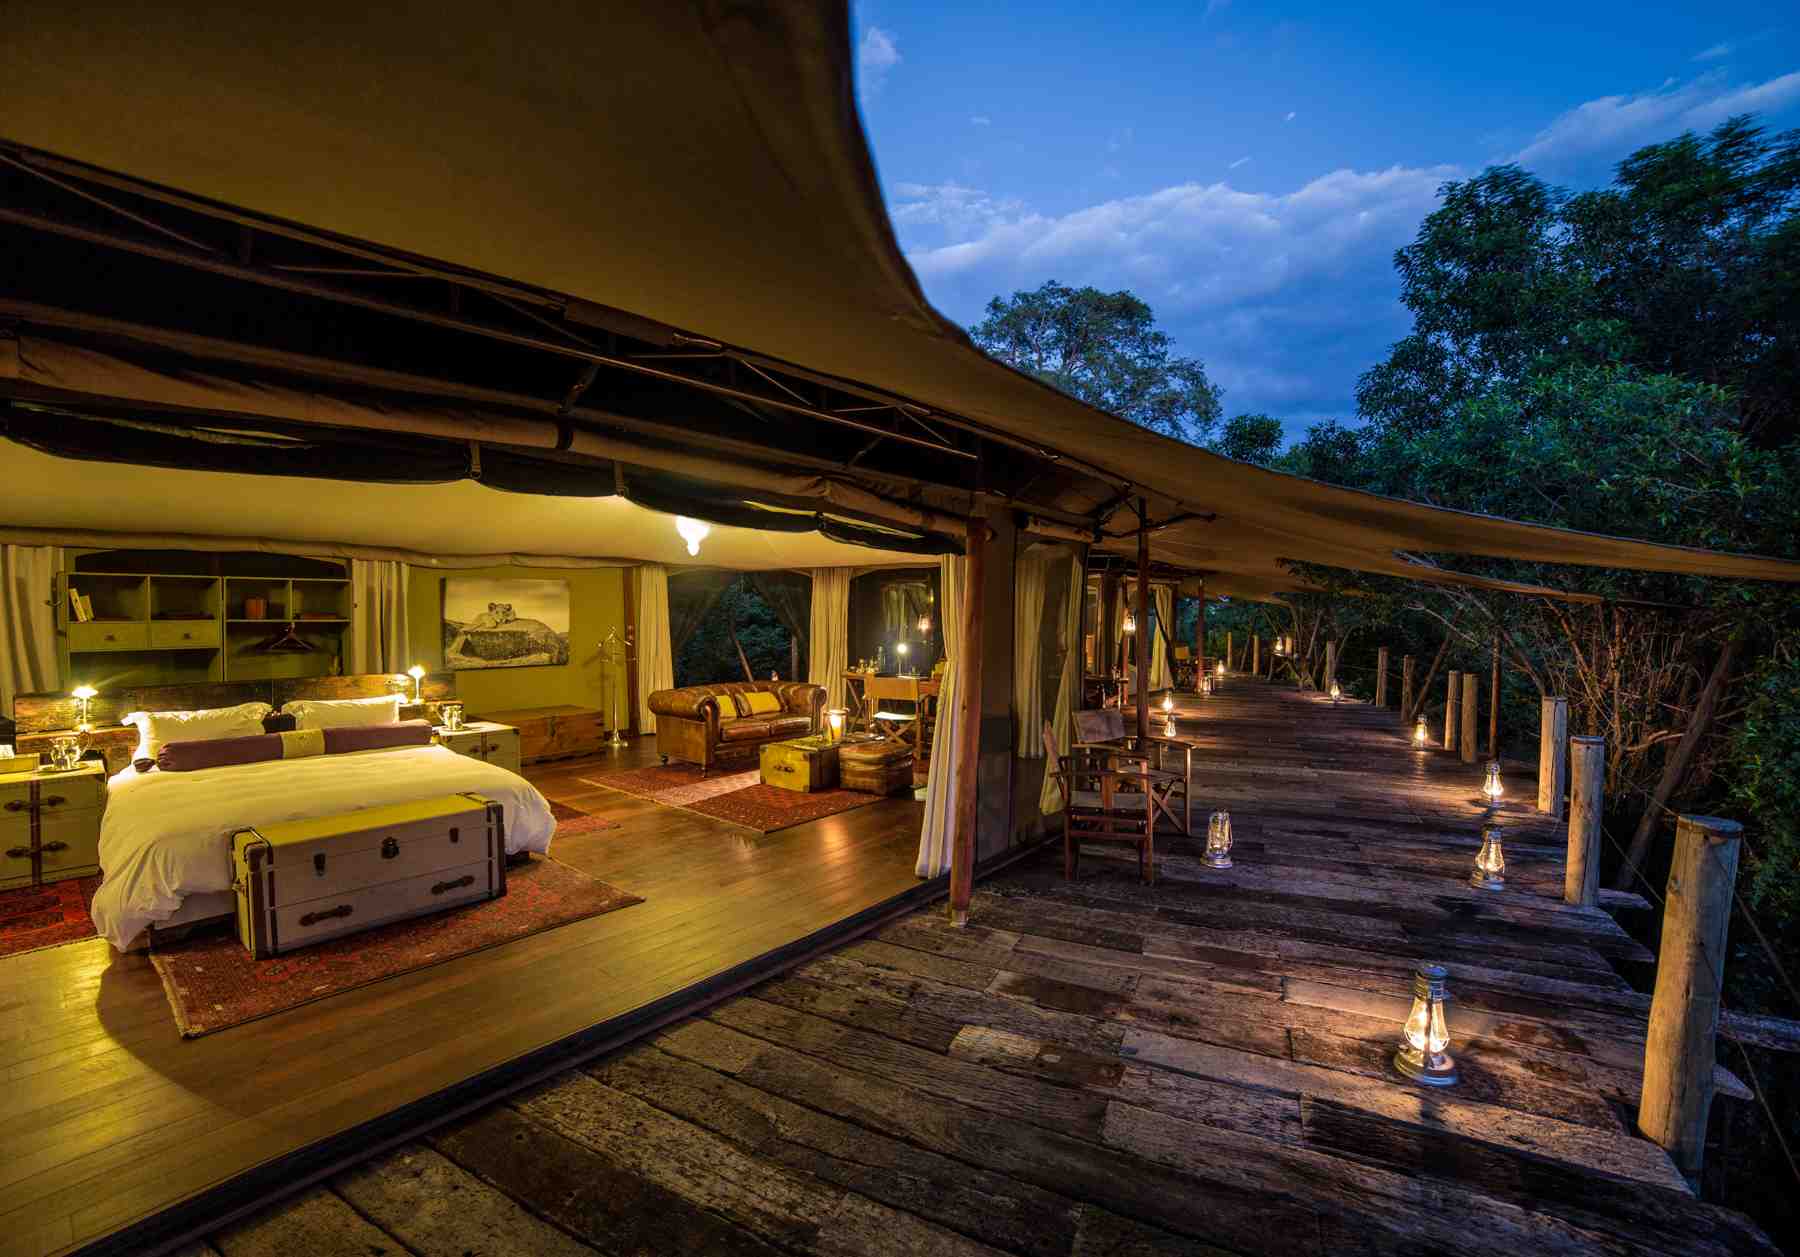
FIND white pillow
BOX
[123,702,272,763]
[282,694,404,731]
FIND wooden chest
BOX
[760,736,839,793]
[435,721,523,775]
[232,793,505,957]
[477,706,607,764]
[0,763,106,891]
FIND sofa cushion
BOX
[719,719,773,742]
[767,715,812,737]
[743,691,782,716]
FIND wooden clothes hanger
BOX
[253,622,317,653]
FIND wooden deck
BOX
[170,680,1779,1257]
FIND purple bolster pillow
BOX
[155,720,434,772]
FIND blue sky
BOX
[853,2,1800,440]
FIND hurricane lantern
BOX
[1413,716,1428,747]
[1470,821,1506,890]
[1204,810,1234,868]
[1122,610,1137,635]
[1482,759,1504,805]
[826,707,848,743]
[1394,963,1458,1086]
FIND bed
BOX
[92,744,557,950]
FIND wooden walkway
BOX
[170,680,1779,1257]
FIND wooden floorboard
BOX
[30,681,1783,1257]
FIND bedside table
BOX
[433,721,522,776]
[1,761,106,891]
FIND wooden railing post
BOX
[1564,734,1603,906]
[1193,584,1206,689]
[1639,814,1743,1179]
[1251,634,1260,677]
[1375,646,1389,708]
[1443,670,1460,753]
[1401,654,1415,721]
[947,518,989,927]
[1460,672,1479,765]
[1325,640,1337,694]
[1226,630,1234,673]
[1538,697,1568,817]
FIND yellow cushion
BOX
[744,691,783,716]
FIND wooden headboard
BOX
[10,672,456,734]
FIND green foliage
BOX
[1210,413,1284,464]
[1725,646,1800,937]
[674,579,793,687]
[1273,419,1366,484]
[970,280,1223,443]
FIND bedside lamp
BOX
[407,664,426,703]
[71,684,98,732]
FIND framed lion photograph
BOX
[441,577,572,670]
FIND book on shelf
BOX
[68,587,93,622]
[81,593,95,621]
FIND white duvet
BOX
[92,745,556,949]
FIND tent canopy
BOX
[4,1,1800,594]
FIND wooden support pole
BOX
[1375,646,1389,708]
[947,518,989,927]
[1324,640,1338,694]
[1564,734,1603,907]
[1444,670,1460,753]
[1195,584,1207,683]
[1489,636,1501,757]
[1538,697,1569,817]
[1638,814,1743,1179]
[1251,634,1260,677]
[1460,672,1479,765]
[1401,654,1415,722]
[1135,502,1152,744]
[1100,572,1118,685]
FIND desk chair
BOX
[1043,721,1163,884]
[864,675,926,751]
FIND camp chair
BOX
[865,674,926,751]
[1043,721,1160,884]
[1071,707,1196,836]
[1171,643,1197,690]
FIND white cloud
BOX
[1694,42,1734,61]
[970,114,992,126]
[1229,156,1251,169]
[1513,69,1800,170]
[1284,110,1297,122]
[858,26,901,102]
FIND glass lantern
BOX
[1216,659,1225,678]
[1470,821,1506,890]
[826,708,848,742]
[1329,681,1342,703]
[1200,673,1213,697]
[1160,693,1176,737]
[1204,810,1233,868]
[1121,610,1137,635]
[1482,760,1504,805]
[1413,716,1428,747]
[1394,963,1458,1086]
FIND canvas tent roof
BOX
[4,1,1799,595]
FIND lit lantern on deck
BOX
[1122,610,1137,635]
[1470,820,1506,890]
[1413,716,1428,747]
[1200,673,1213,697]
[1482,759,1504,805]
[1204,811,1233,868]
[1329,681,1342,703]
[825,707,847,742]
[1394,963,1458,1086]
[1216,659,1225,678]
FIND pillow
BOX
[123,702,272,767]
[743,691,782,716]
[156,721,432,772]
[282,693,404,731]
[723,692,753,718]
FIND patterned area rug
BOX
[0,875,101,958]
[150,856,643,1037]
[582,764,887,833]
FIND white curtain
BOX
[1013,549,1049,756]
[1150,585,1174,690]
[807,567,851,709]
[1,545,61,722]
[635,564,674,733]
[350,559,411,675]
[1039,549,1084,815]
[915,553,966,878]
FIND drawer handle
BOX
[41,841,68,853]
[44,795,67,809]
[299,903,354,927]
[381,837,399,859]
[432,875,475,895]
[3,800,25,813]
[4,845,29,860]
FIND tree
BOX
[970,280,1222,443]
[1211,413,1284,464]
[1275,419,1366,485]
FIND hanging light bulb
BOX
[1394,964,1458,1086]
[1482,759,1504,805]
[675,516,711,556]
[1204,810,1233,868]
[1470,821,1506,890]
[1413,716,1428,747]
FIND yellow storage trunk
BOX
[232,793,505,957]
[759,735,839,793]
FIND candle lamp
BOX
[1329,681,1342,703]
[826,707,847,743]
[1204,811,1233,868]
[1482,759,1504,805]
[1394,964,1458,1086]
[1413,716,1428,747]
[1470,821,1506,890]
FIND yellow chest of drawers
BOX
[0,763,107,891]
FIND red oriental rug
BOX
[549,799,620,837]
[581,764,889,833]
[0,875,102,958]
[150,856,642,1037]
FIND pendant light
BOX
[675,516,711,556]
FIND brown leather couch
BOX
[648,681,826,775]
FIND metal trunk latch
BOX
[381,837,400,859]
[314,853,327,876]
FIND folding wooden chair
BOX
[1071,707,1196,837]
[1043,721,1162,884]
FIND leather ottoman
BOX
[839,739,915,796]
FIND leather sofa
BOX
[648,681,826,775]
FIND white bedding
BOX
[92,745,556,949]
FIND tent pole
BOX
[947,518,989,927]
[1194,582,1206,690]
[1136,500,1151,744]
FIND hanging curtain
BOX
[1,545,61,722]
[668,569,737,654]
[915,553,967,877]
[1040,549,1085,815]
[350,559,411,674]
[1150,585,1174,690]
[1013,548,1049,756]
[748,570,812,675]
[807,567,851,707]
[635,564,674,733]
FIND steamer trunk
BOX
[233,793,505,957]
